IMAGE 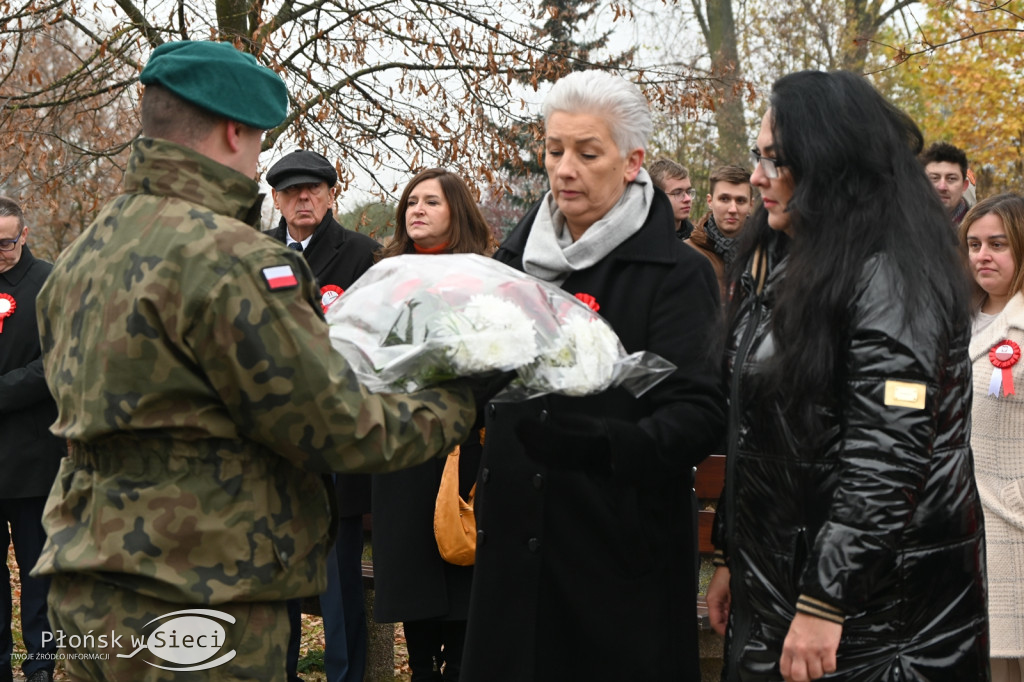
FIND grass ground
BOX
[6,542,411,681]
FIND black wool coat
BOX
[371,429,482,623]
[268,210,379,515]
[0,246,65,498]
[461,191,726,681]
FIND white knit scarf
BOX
[522,168,654,284]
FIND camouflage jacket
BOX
[33,138,474,605]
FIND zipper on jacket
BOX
[719,282,763,680]
[724,287,763,556]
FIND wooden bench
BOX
[695,453,726,681]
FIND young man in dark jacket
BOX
[0,197,62,682]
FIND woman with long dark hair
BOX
[375,168,493,260]
[371,168,494,681]
[706,70,988,680]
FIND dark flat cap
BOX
[267,150,338,189]
[140,40,288,130]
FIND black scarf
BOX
[704,214,737,269]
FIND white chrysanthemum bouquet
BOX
[325,254,675,399]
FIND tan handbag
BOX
[433,445,477,566]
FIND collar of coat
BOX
[970,291,1024,361]
[951,198,970,226]
[497,191,681,267]
[0,244,36,287]
[270,209,338,250]
[268,210,375,262]
[124,138,264,227]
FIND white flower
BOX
[522,312,621,396]
[325,254,673,397]
[433,294,539,373]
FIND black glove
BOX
[457,370,516,430]
[516,411,612,474]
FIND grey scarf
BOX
[522,168,654,283]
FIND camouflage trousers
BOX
[47,573,289,681]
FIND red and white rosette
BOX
[320,284,344,314]
[988,339,1021,397]
[574,292,600,312]
[0,293,14,333]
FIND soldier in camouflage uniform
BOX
[31,41,476,681]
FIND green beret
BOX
[140,40,288,130]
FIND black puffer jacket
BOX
[714,234,989,680]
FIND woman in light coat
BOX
[962,193,1024,682]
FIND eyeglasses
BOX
[750,149,787,179]
[0,236,20,251]
[667,188,696,199]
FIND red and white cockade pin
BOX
[574,292,600,312]
[988,339,1021,397]
[320,284,344,313]
[0,293,14,333]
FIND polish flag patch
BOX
[262,264,299,290]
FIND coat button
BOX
[528,537,541,552]
[477,529,486,545]
[481,467,490,483]
[532,473,544,490]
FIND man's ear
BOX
[271,188,280,210]
[225,121,246,154]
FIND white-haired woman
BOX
[461,70,725,681]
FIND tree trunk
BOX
[705,0,747,166]
[839,0,919,73]
[216,0,252,43]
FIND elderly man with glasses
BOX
[266,149,381,682]
[648,157,697,239]
[0,196,63,682]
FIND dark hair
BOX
[742,71,969,433]
[378,168,493,259]
[708,164,752,196]
[919,141,968,181]
[141,83,223,146]
[725,205,780,315]
[959,192,1024,303]
[0,196,25,229]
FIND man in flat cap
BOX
[33,40,483,681]
[266,150,379,682]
